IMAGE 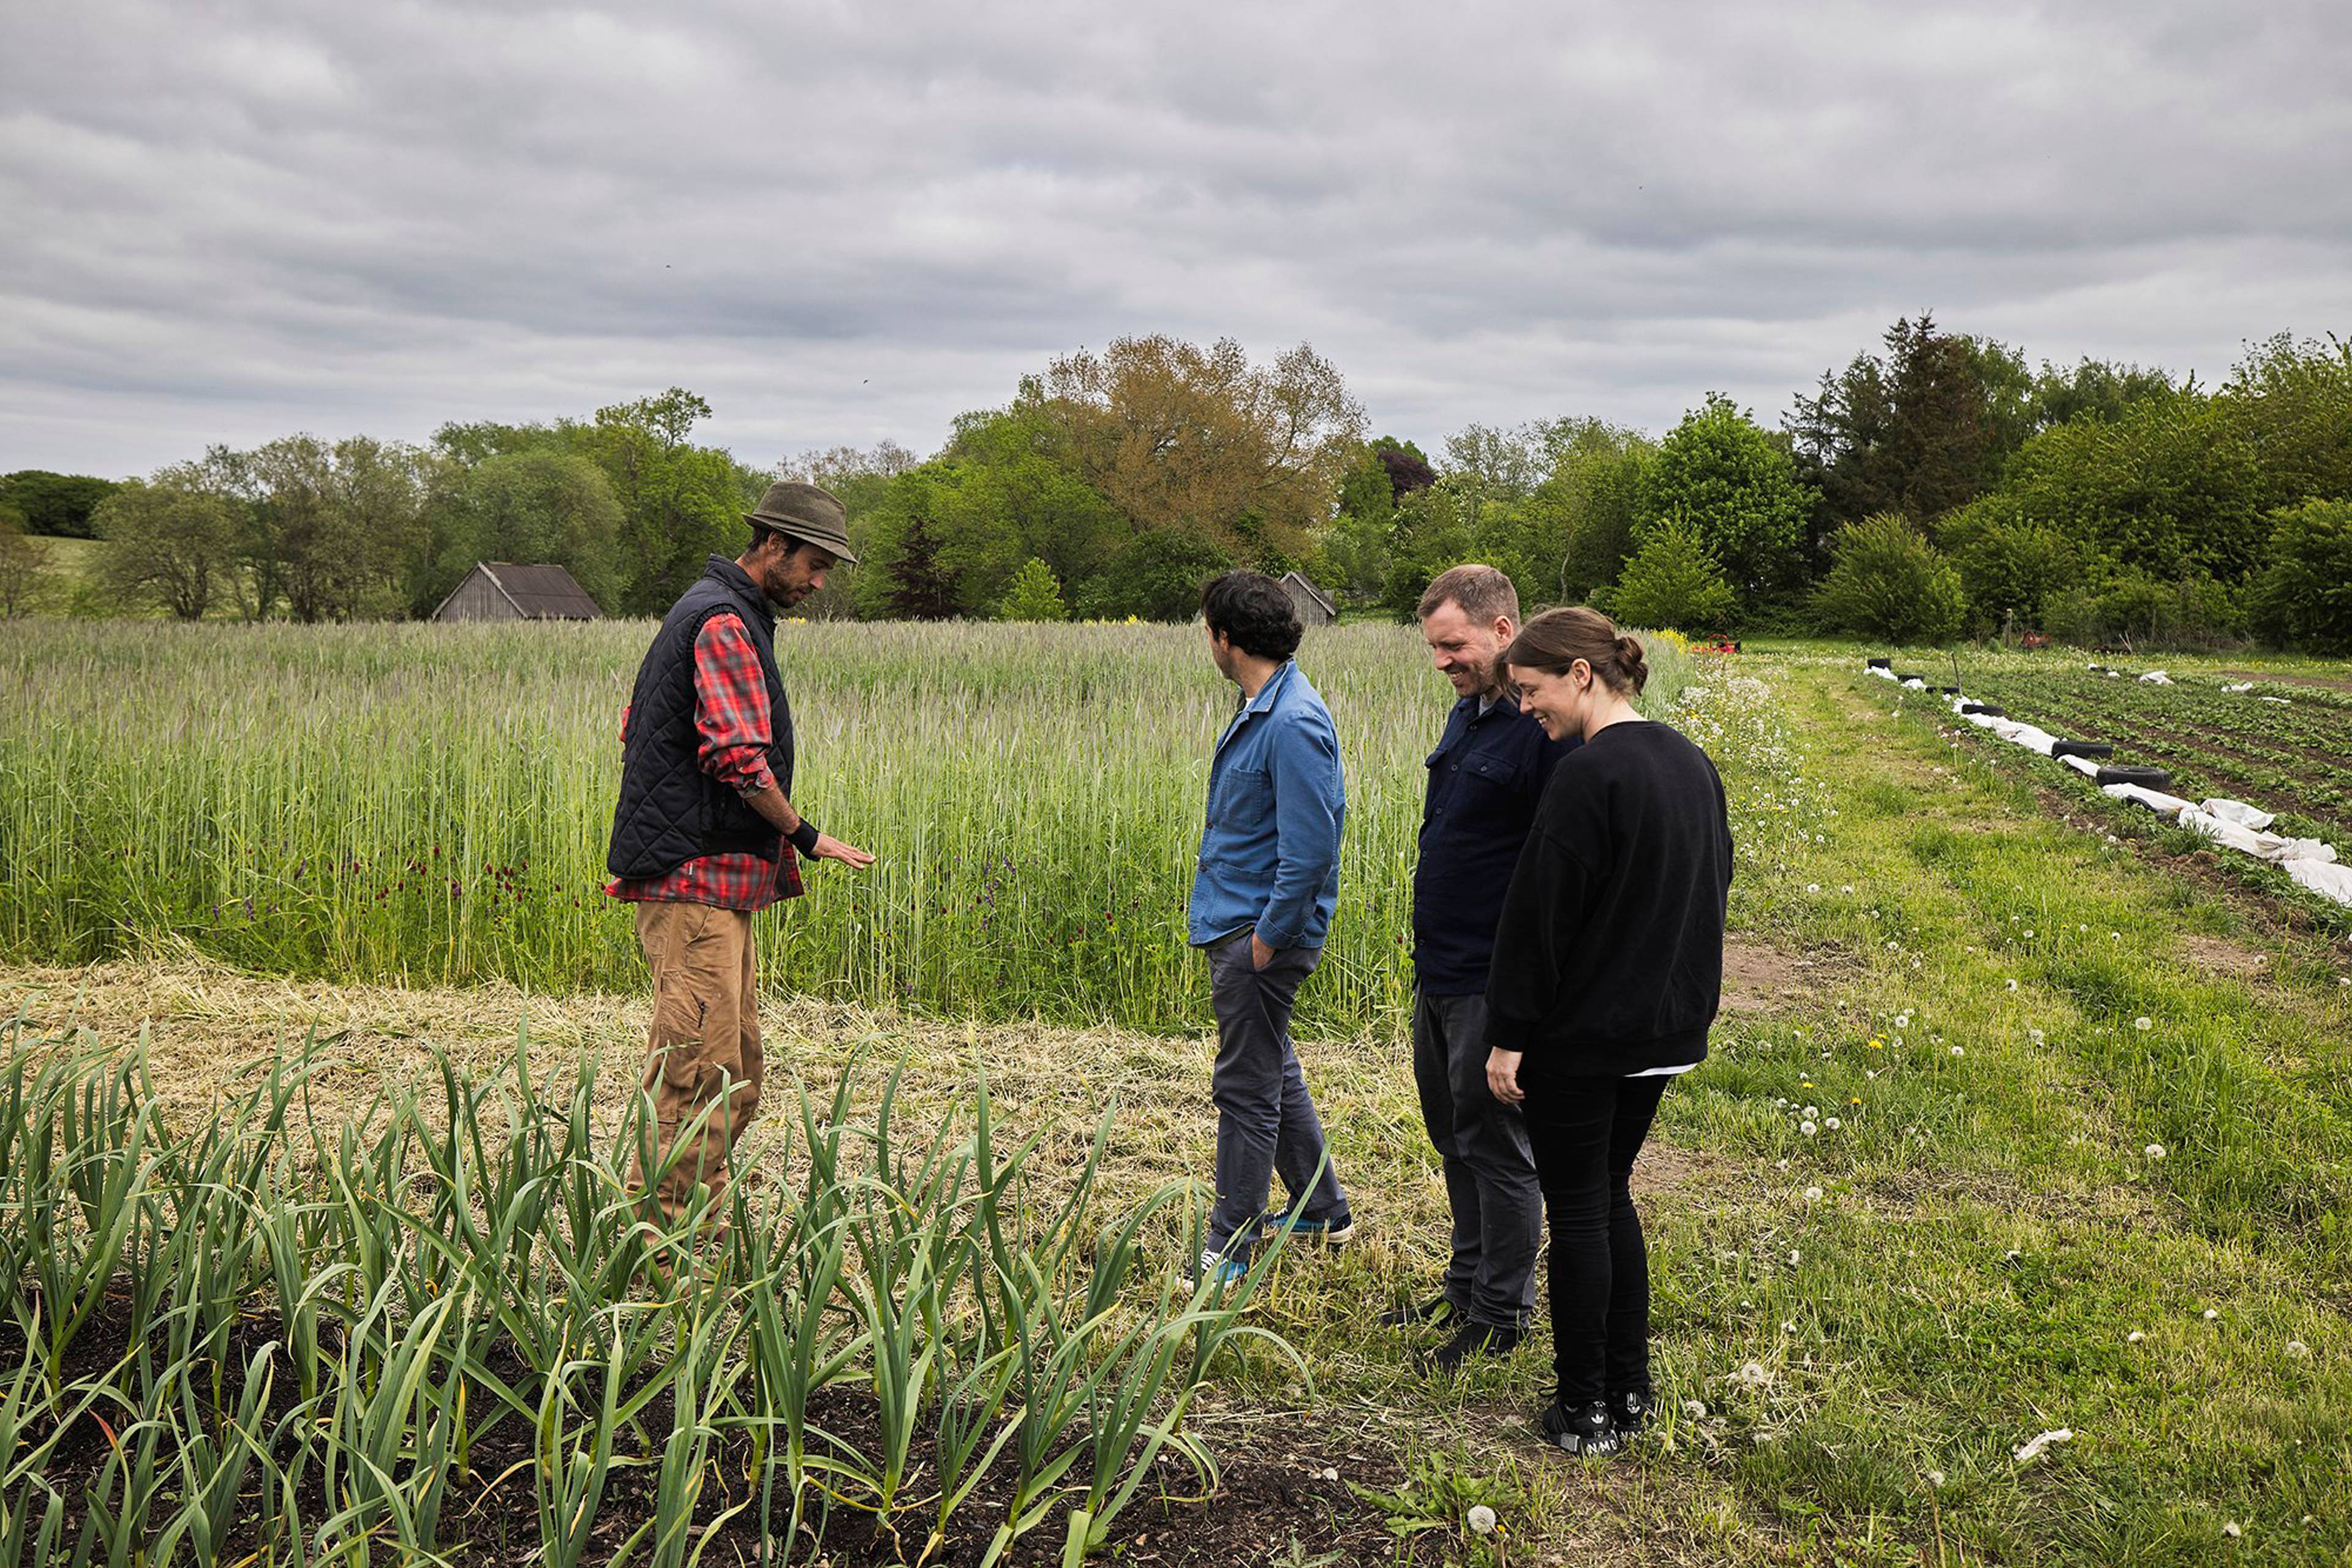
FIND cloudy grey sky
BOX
[6,0,2350,478]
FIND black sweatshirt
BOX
[1482,719,1733,1074]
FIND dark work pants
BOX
[1412,991,1540,1329]
[1205,933,1350,1259]
[1520,1070,1668,1405]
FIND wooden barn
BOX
[1278,570,1338,627]
[429,564,604,624]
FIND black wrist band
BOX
[788,820,821,856]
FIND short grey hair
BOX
[1417,564,1520,627]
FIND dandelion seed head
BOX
[2128,1330,2146,1343]
[1800,1120,1817,1136]
[1804,1186,1823,1201]
[1468,1506,1498,1535]
[2145,1143,2166,1159]
[2134,1016,2154,1031]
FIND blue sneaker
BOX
[1183,1245,1250,1289]
[1273,1212,1356,1248]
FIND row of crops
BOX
[1953,667,2352,846]
[0,1020,1294,1566]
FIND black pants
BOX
[1411,991,1540,1329]
[1520,1070,1668,1405]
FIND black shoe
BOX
[1426,1321,1522,1371]
[1610,1389,1653,1434]
[1540,1398,1623,1457]
[1377,1294,1456,1330]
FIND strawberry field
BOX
[1953,666,2352,845]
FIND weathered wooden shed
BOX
[429,564,604,624]
[1278,570,1338,627]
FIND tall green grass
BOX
[0,619,1692,1033]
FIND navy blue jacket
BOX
[1412,692,1577,995]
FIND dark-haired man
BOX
[1390,564,1575,1367]
[606,480,876,1240]
[1186,570,1354,1285]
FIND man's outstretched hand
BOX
[811,834,875,870]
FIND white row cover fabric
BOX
[2288,859,2352,905]
[2101,782,2194,816]
[1880,662,2352,910]
[2200,798,2276,832]
[1866,665,1898,681]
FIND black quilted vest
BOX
[605,557,794,879]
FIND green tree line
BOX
[6,323,2349,650]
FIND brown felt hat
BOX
[744,480,857,564]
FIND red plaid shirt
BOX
[606,612,803,910]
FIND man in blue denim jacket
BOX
[1187,571,1354,1284]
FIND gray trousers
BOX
[1412,990,1541,1329]
[1205,933,1350,1259]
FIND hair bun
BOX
[1615,633,1649,694]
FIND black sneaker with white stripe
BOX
[1539,1398,1623,1457]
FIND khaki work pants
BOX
[633,900,764,1227]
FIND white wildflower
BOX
[1806,883,1820,893]
[1951,1046,1966,1057]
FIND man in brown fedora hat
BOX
[605,479,875,1256]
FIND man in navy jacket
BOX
[1390,565,1575,1366]
[1186,571,1354,1284]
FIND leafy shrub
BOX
[1809,513,1967,643]
[1603,516,1738,631]
[2041,571,2241,649]
[998,556,1069,621]
[2248,498,2352,653]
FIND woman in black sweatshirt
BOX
[1482,607,1732,1457]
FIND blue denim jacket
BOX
[1187,660,1346,951]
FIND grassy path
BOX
[6,656,2348,1565]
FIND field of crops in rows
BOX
[1952,665,2352,845]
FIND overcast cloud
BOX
[5,0,2350,477]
